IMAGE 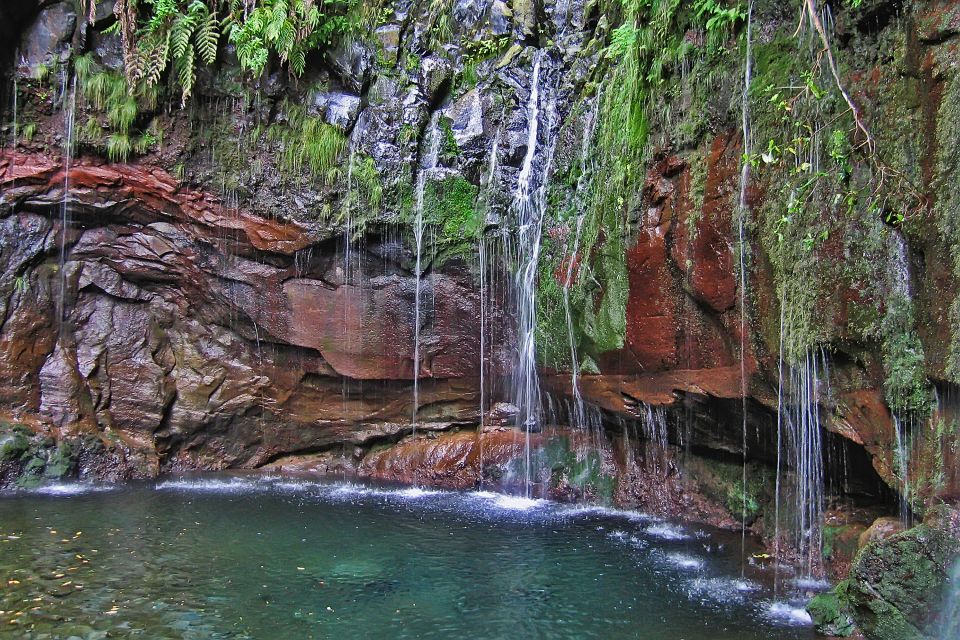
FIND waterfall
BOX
[775,348,827,578]
[562,92,601,432]
[58,72,77,336]
[412,112,441,431]
[942,558,960,640]
[10,60,17,148]
[892,412,914,527]
[511,51,558,496]
[478,133,500,432]
[737,0,755,575]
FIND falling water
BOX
[737,0,755,573]
[892,412,914,526]
[10,61,17,148]
[511,51,558,496]
[562,93,601,433]
[58,72,77,336]
[941,558,960,640]
[888,231,917,526]
[341,128,359,414]
[411,112,442,431]
[343,128,359,285]
[780,348,827,578]
[478,133,500,431]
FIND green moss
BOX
[540,436,616,502]
[688,454,772,525]
[421,175,481,261]
[843,522,960,640]
[439,116,459,164]
[0,430,30,462]
[807,585,856,637]
[934,71,960,383]
[43,441,77,479]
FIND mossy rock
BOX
[807,586,856,637]
[0,431,31,462]
[842,518,960,640]
[15,455,46,488]
[43,440,78,479]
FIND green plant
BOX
[113,0,364,107]
[462,36,509,65]
[269,102,346,182]
[21,122,37,142]
[426,0,453,51]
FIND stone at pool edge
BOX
[807,505,960,640]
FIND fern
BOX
[196,10,219,64]
[106,0,361,110]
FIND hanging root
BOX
[800,0,876,155]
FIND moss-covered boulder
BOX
[0,425,31,461]
[807,584,856,637]
[815,506,960,640]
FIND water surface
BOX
[0,476,817,639]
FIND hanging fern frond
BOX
[176,46,196,105]
[197,10,220,64]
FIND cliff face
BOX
[1,0,959,525]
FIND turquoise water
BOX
[0,476,817,639]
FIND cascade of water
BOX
[562,93,601,434]
[782,348,827,578]
[511,51,558,497]
[11,61,17,148]
[737,0,755,574]
[341,127,360,415]
[942,558,960,640]
[773,303,786,593]
[892,412,914,526]
[478,133,500,433]
[412,112,442,432]
[58,72,77,336]
[888,231,917,526]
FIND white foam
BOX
[395,487,440,499]
[686,577,759,604]
[664,552,705,571]
[31,483,114,496]
[645,523,689,541]
[792,577,832,590]
[491,494,547,511]
[155,478,264,493]
[764,602,813,626]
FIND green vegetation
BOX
[115,0,368,102]
[74,53,161,162]
[422,175,482,259]
[824,521,960,640]
[268,102,347,181]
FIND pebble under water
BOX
[0,476,818,639]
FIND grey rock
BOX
[89,30,124,72]
[445,88,485,151]
[325,92,362,130]
[418,55,453,105]
[326,40,371,93]
[18,0,76,72]
[489,0,514,35]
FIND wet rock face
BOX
[0,152,486,469]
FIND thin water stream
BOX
[411,112,442,431]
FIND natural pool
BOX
[0,476,817,639]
